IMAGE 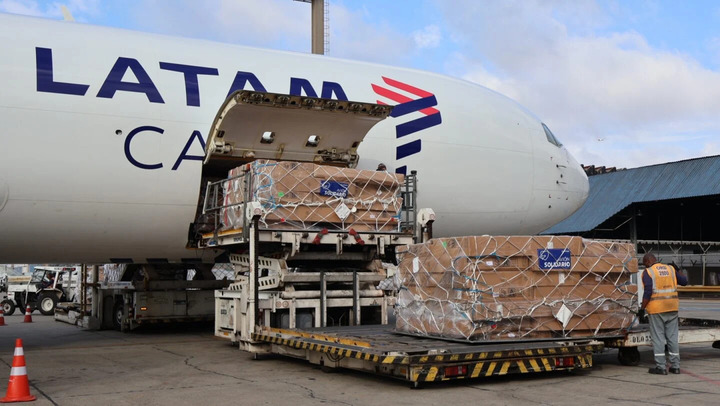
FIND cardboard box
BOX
[220,160,405,232]
[395,236,638,342]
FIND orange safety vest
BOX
[645,263,679,314]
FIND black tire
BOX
[1,300,15,316]
[112,299,124,331]
[38,293,58,316]
[618,347,641,366]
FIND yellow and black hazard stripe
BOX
[252,333,410,364]
[409,344,601,365]
[410,353,595,383]
[253,332,600,371]
[262,327,372,348]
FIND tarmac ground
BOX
[0,299,717,406]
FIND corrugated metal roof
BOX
[543,155,720,234]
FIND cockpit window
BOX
[542,123,563,147]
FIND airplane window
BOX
[542,123,563,147]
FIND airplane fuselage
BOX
[0,14,588,264]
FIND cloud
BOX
[435,0,720,167]
[0,0,100,20]
[706,36,720,68]
[702,141,720,157]
[61,0,101,16]
[323,4,414,65]
[127,0,309,51]
[1,0,417,71]
[125,0,413,65]
[412,25,441,49]
[0,0,50,16]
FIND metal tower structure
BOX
[293,0,329,55]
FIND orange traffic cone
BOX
[0,338,36,403]
[22,306,32,324]
[0,308,5,326]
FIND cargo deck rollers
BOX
[199,91,719,386]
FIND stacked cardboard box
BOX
[395,236,638,341]
[221,160,404,232]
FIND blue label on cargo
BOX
[319,180,349,198]
[537,248,572,270]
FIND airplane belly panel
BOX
[0,199,212,263]
[432,211,538,237]
[0,107,208,263]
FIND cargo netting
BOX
[395,236,638,341]
[221,160,404,232]
[102,264,124,282]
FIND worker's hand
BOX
[637,308,647,323]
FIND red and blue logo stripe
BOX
[372,77,442,174]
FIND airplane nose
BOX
[565,151,589,208]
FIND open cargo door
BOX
[189,91,394,247]
[204,91,393,170]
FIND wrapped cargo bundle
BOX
[221,160,404,232]
[395,236,638,341]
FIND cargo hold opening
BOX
[187,91,393,247]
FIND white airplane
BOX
[0,13,588,264]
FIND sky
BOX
[2,0,720,169]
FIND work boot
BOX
[669,367,681,374]
[648,367,667,375]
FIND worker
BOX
[376,163,387,171]
[639,253,688,375]
[41,273,55,289]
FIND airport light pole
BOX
[293,0,328,55]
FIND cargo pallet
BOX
[250,324,602,387]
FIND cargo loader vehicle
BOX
[192,91,643,387]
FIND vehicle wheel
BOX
[38,293,58,316]
[618,347,641,366]
[1,300,15,316]
[112,299,124,331]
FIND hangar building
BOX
[544,155,720,293]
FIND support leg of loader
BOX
[618,347,641,366]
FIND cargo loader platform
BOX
[251,324,602,387]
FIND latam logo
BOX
[372,77,442,175]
